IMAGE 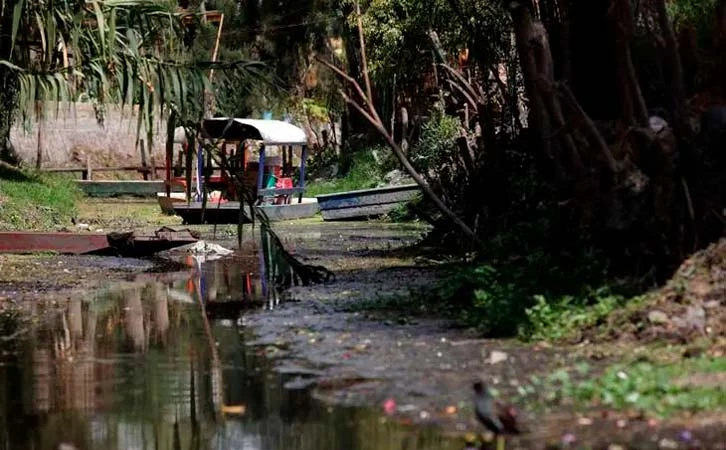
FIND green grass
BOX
[0,166,81,231]
[305,152,382,197]
[517,357,726,418]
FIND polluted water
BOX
[0,225,462,450]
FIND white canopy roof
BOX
[173,118,308,146]
[202,117,308,146]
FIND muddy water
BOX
[0,242,461,450]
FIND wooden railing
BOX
[41,164,224,180]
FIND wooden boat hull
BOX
[0,228,200,257]
[315,184,421,221]
[170,200,320,224]
[257,201,320,222]
[173,202,252,225]
[78,180,184,198]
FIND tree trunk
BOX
[35,103,44,170]
[400,106,409,154]
[509,4,563,181]
[653,0,688,134]
[338,6,369,175]
[0,69,20,166]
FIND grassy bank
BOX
[305,151,383,197]
[0,164,81,231]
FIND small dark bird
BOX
[473,380,521,436]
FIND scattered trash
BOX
[397,404,418,413]
[221,404,246,415]
[488,350,508,364]
[187,241,234,258]
[419,410,431,420]
[577,416,593,426]
[608,445,625,450]
[658,438,679,449]
[444,405,457,415]
[648,310,670,324]
[616,419,627,428]
[57,443,79,450]
[383,398,396,415]
[648,418,659,427]
[679,430,693,442]
[561,433,577,446]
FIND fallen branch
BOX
[316,70,482,247]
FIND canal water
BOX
[0,230,460,450]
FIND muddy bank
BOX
[0,254,164,299]
[1,198,724,449]
[242,224,726,450]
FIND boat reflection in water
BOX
[0,230,458,450]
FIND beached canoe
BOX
[169,199,320,224]
[315,184,421,221]
[0,227,200,257]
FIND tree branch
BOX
[356,1,374,113]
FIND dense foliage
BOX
[4,0,726,337]
[316,0,726,336]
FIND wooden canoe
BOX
[78,180,184,198]
[169,199,320,224]
[315,184,421,221]
[0,227,200,257]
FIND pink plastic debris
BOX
[383,398,396,415]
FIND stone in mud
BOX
[488,350,508,364]
[658,438,678,449]
[647,310,670,325]
[56,444,79,450]
[673,306,706,333]
[703,300,721,309]
[379,169,414,187]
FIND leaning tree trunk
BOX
[338,5,369,175]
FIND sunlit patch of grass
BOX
[517,357,726,418]
[0,169,81,231]
[305,152,381,197]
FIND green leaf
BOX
[11,0,25,54]
[92,0,107,56]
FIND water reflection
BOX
[0,281,460,450]
[175,240,282,316]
